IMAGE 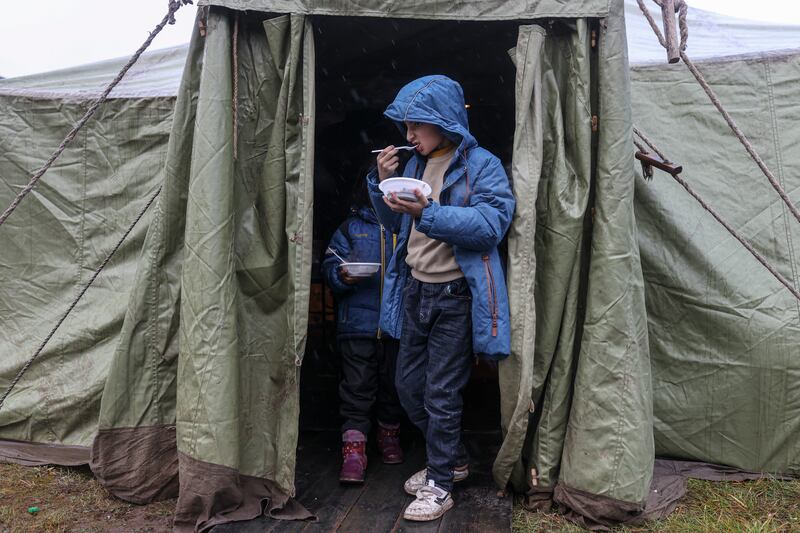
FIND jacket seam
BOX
[403,77,442,121]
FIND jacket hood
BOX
[383,75,477,152]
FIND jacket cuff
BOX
[327,266,353,293]
[367,168,381,191]
[415,201,438,234]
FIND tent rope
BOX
[633,137,654,179]
[633,136,649,156]
[0,0,192,230]
[633,126,670,163]
[633,127,800,302]
[0,186,163,413]
[636,0,800,226]
[648,0,689,50]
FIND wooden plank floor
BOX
[214,431,511,533]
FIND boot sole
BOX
[382,457,404,465]
[339,477,365,484]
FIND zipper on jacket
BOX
[378,225,386,339]
[482,255,498,337]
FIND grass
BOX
[2,463,798,532]
[512,477,800,532]
[0,463,174,533]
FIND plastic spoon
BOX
[371,146,417,153]
[326,247,347,264]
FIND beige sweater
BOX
[405,147,464,283]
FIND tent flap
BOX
[557,2,653,511]
[171,10,314,530]
[494,23,547,492]
[91,8,317,530]
[501,4,654,528]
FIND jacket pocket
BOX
[482,255,499,337]
[444,280,472,301]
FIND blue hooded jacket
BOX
[323,206,396,340]
[367,75,516,359]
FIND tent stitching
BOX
[763,58,800,320]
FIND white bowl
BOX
[379,177,432,202]
[340,262,381,277]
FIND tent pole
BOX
[660,0,680,63]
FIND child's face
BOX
[405,121,446,156]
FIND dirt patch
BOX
[0,463,174,532]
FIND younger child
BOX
[322,180,404,484]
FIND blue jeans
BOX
[396,277,473,491]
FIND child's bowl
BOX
[340,262,381,277]
[379,177,432,202]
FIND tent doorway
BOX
[304,14,519,429]
[297,16,519,530]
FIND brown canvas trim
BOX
[553,483,645,531]
[173,451,314,533]
[654,458,796,482]
[521,459,798,531]
[0,439,90,466]
[642,459,798,525]
[90,425,179,504]
[522,485,555,512]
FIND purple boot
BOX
[377,422,404,465]
[339,429,368,484]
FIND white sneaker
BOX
[403,480,454,521]
[404,465,469,496]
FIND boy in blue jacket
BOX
[369,75,515,521]
[322,182,404,484]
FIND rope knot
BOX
[636,0,688,55]
[168,0,193,25]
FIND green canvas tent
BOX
[630,50,800,479]
[0,46,186,463]
[625,0,800,484]
[1,0,798,531]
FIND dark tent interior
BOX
[303,16,520,432]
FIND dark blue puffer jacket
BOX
[322,206,396,340]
